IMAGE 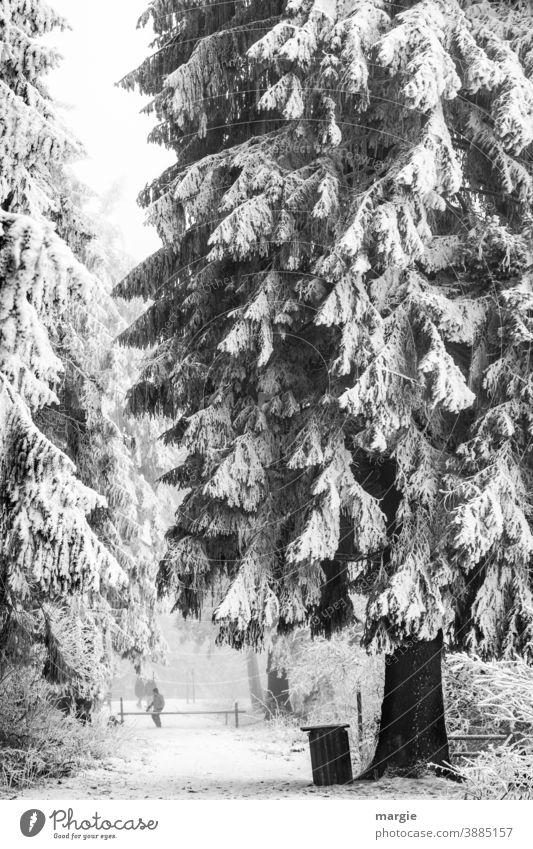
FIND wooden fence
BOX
[119,699,251,728]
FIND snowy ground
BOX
[14,700,464,801]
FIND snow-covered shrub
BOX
[443,653,533,798]
[0,666,124,794]
[459,747,533,801]
[272,624,384,768]
[444,652,533,735]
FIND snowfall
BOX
[13,700,465,801]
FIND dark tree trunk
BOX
[246,649,263,711]
[264,648,292,716]
[359,630,456,780]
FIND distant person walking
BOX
[146,688,165,728]
[134,675,145,708]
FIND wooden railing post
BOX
[357,690,363,749]
[120,697,124,725]
[234,701,239,728]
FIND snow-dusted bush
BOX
[459,747,532,801]
[444,652,533,735]
[0,665,124,794]
[273,624,384,767]
[443,653,533,799]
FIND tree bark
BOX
[359,630,457,780]
[264,648,292,716]
[246,649,263,711]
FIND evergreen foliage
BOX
[117,0,533,662]
[0,0,162,686]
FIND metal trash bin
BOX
[301,723,353,786]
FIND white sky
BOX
[45,0,173,261]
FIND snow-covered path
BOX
[16,703,464,800]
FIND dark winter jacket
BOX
[147,693,165,712]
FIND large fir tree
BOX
[0,0,162,689]
[117,0,533,776]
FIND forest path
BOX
[16,702,463,800]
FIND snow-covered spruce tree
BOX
[117,0,533,776]
[0,0,125,681]
[0,1,160,686]
[34,170,173,672]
